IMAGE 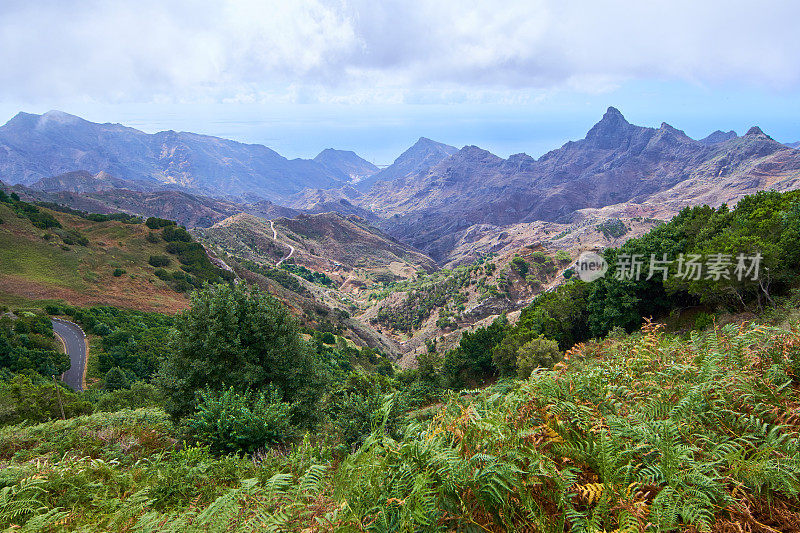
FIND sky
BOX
[0,0,798,164]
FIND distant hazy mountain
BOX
[0,110,347,201]
[787,141,800,149]
[699,130,738,144]
[362,107,800,260]
[354,137,458,192]
[313,149,378,182]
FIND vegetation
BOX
[0,190,799,530]
[2,318,800,530]
[375,264,477,332]
[596,217,629,239]
[238,258,312,296]
[280,261,335,287]
[0,313,68,377]
[0,191,61,229]
[155,283,319,420]
[35,202,142,224]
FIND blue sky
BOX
[1,1,798,163]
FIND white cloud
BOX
[0,0,798,104]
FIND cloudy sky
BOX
[1,0,798,162]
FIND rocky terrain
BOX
[358,108,800,261]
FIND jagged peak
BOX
[455,145,500,159]
[585,106,633,148]
[745,126,767,137]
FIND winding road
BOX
[52,318,87,391]
[270,219,295,266]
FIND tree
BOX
[442,317,507,388]
[516,337,561,378]
[104,366,130,391]
[156,283,318,421]
[511,256,529,276]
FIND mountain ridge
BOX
[0,110,349,202]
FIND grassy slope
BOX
[0,202,188,313]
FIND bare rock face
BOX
[463,296,512,320]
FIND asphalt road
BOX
[52,318,87,391]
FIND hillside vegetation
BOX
[0,191,231,312]
[0,189,799,531]
[1,318,800,530]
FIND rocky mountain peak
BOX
[699,130,738,144]
[585,106,634,149]
[745,126,769,138]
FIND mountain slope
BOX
[200,212,436,276]
[0,110,347,201]
[0,198,189,312]
[30,170,151,193]
[354,137,458,192]
[363,108,800,261]
[314,148,378,182]
[699,130,738,144]
[13,182,299,228]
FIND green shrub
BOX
[112,268,126,277]
[0,375,92,425]
[555,250,571,264]
[145,217,176,229]
[186,387,295,454]
[162,225,192,242]
[510,255,529,276]
[148,255,170,267]
[515,336,561,378]
[104,366,131,391]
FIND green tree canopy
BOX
[156,283,317,420]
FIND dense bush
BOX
[145,217,176,229]
[239,258,311,296]
[0,375,92,425]
[162,225,192,242]
[515,336,561,378]
[186,386,295,454]
[68,306,175,381]
[0,315,69,377]
[148,255,170,267]
[156,284,320,421]
[280,262,335,287]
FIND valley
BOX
[2,107,799,365]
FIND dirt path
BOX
[270,219,295,266]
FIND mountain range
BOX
[0,110,354,201]
[1,107,799,263]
